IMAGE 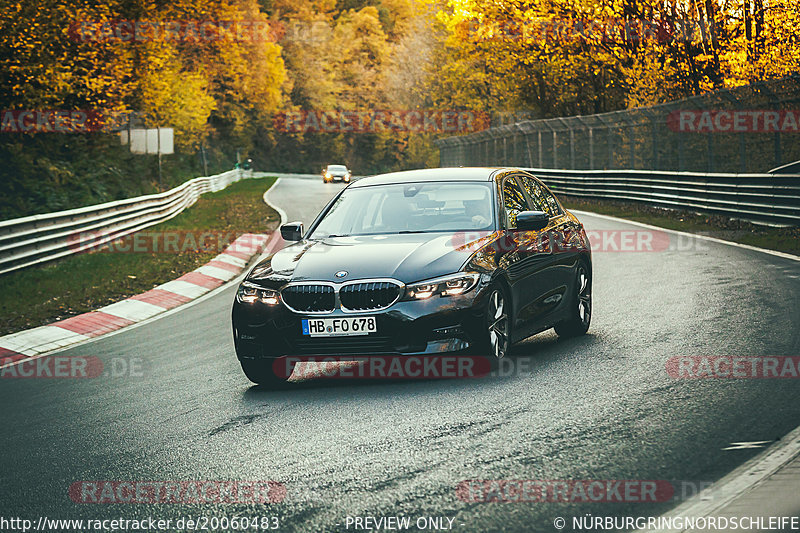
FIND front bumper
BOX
[232,281,490,360]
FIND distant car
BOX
[232,167,592,387]
[323,164,351,183]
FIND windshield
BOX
[327,165,347,171]
[308,182,495,238]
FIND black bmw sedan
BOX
[232,168,592,386]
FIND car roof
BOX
[351,167,519,187]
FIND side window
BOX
[541,186,562,217]
[519,176,562,217]
[501,177,528,228]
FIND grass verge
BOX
[559,195,800,257]
[0,177,278,336]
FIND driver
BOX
[464,198,491,228]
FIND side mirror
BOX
[515,211,550,231]
[280,221,304,241]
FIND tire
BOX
[240,359,294,388]
[554,262,592,338]
[480,284,511,369]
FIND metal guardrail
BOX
[0,169,250,275]
[511,167,800,226]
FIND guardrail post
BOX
[739,132,747,172]
[570,126,575,169]
[629,123,635,169]
[512,131,517,165]
[589,128,594,169]
[552,129,558,169]
[707,132,714,173]
[469,139,474,166]
[538,130,543,167]
[651,118,658,169]
[526,132,533,167]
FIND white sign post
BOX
[120,127,174,186]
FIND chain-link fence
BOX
[436,76,800,173]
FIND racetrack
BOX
[2,177,799,532]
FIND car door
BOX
[518,173,583,284]
[496,174,557,339]
[511,173,576,334]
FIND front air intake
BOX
[339,281,402,312]
[281,284,336,313]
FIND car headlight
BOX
[325,172,331,178]
[404,273,480,300]
[236,281,279,305]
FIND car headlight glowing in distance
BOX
[405,273,480,300]
[236,281,279,305]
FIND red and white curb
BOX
[0,232,283,366]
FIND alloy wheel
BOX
[487,289,509,359]
[577,266,591,327]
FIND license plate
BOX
[301,316,377,337]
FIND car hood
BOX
[249,232,495,284]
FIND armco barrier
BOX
[513,168,800,226]
[0,169,250,275]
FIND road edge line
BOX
[263,177,288,226]
[574,207,800,530]
[570,209,799,262]
[639,424,800,532]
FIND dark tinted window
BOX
[519,176,562,217]
[501,177,528,228]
